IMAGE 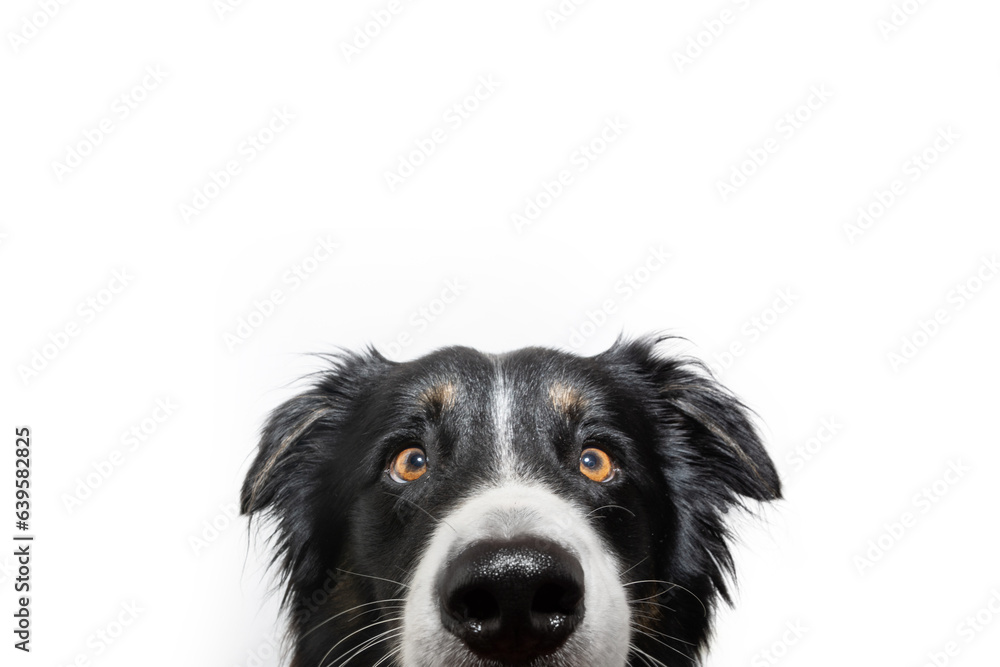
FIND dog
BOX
[241,336,781,666]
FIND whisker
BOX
[630,622,697,648]
[631,628,696,663]
[630,611,661,623]
[302,599,407,638]
[619,556,649,579]
[624,579,671,587]
[586,504,637,518]
[317,615,404,666]
[370,645,403,667]
[629,644,656,667]
[336,568,410,591]
[629,598,677,614]
[383,491,458,534]
[330,628,403,667]
[624,579,707,617]
[629,643,674,667]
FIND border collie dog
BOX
[242,336,780,667]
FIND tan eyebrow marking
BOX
[419,381,457,416]
[549,382,587,418]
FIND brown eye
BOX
[579,447,615,483]
[390,447,428,483]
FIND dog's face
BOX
[242,337,780,667]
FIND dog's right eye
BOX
[389,447,428,483]
[579,446,616,483]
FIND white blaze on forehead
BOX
[490,355,518,479]
[400,481,632,667]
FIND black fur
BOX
[242,336,781,666]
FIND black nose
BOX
[438,537,585,663]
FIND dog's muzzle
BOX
[438,537,585,663]
[401,482,631,667]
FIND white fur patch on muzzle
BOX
[400,482,631,667]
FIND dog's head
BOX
[242,337,780,667]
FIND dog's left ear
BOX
[241,348,391,518]
[240,348,392,588]
[608,337,781,503]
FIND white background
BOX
[2,1,999,665]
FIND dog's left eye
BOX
[579,447,615,483]
[389,447,428,483]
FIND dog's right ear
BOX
[240,389,336,518]
[240,349,391,580]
